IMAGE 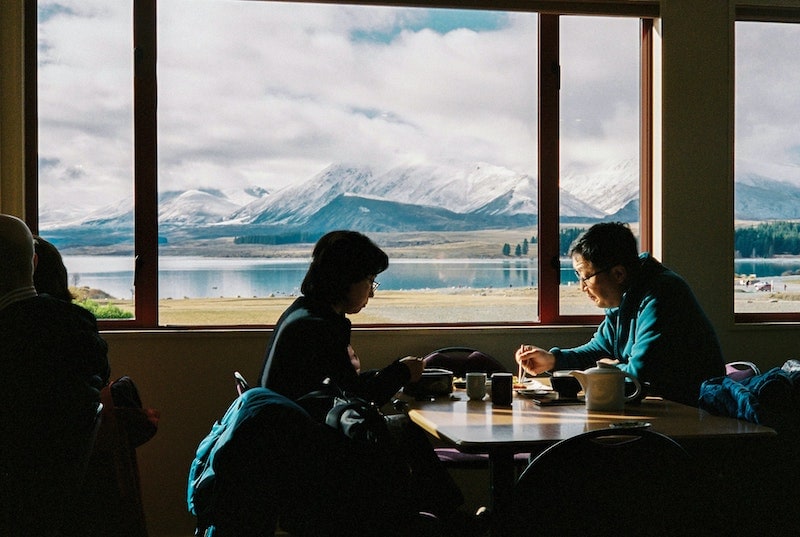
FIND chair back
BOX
[422,347,508,378]
[513,428,697,536]
[234,371,251,395]
[725,361,761,382]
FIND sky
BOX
[35,0,799,217]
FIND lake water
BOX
[61,256,800,300]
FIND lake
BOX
[61,256,800,300]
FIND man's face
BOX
[572,254,626,309]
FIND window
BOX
[36,1,136,320]
[558,15,642,317]
[734,19,800,320]
[33,0,654,328]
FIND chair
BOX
[189,388,434,537]
[234,371,251,395]
[512,427,701,537]
[725,361,761,382]
[422,346,509,379]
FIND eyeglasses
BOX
[370,280,380,292]
[574,267,610,284]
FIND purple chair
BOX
[725,361,761,382]
[421,347,529,470]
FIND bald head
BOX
[0,214,36,294]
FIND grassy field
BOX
[80,279,800,326]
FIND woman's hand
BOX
[400,356,425,383]
[347,344,361,372]
[515,345,556,376]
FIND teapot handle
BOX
[622,373,642,402]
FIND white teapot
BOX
[570,362,642,411]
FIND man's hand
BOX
[515,344,556,376]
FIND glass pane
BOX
[37,1,135,321]
[157,0,538,325]
[558,16,641,316]
[734,22,800,315]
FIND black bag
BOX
[325,394,390,444]
[298,383,391,445]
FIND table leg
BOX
[488,449,516,537]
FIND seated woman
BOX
[258,230,476,535]
[259,230,421,403]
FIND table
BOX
[407,391,776,537]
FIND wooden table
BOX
[407,391,776,537]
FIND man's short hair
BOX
[569,222,640,270]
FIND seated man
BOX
[0,214,110,536]
[516,222,725,406]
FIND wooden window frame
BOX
[26,0,657,329]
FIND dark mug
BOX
[551,373,582,399]
[491,372,513,406]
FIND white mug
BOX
[466,372,487,401]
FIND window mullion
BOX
[132,0,159,328]
[538,14,560,323]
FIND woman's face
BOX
[572,254,627,309]
[340,274,377,315]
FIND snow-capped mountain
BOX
[560,159,639,216]
[37,158,800,250]
[231,161,603,229]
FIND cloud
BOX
[41,2,797,215]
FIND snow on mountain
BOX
[560,159,639,215]
[159,189,242,225]
[235,161,606,227]
[40,156,800,240]
[229,165,374,225]
[734,173,800,220]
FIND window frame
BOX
[26,0,658,330]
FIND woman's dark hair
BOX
[301,230,389,304]
[33,235,74,302]
[569,222,640,270]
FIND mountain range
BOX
[39,159,800,248]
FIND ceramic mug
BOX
[466,372,487,401]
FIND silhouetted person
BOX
[0,214,110,536]
[34,234,74,302]
[516,222,724,406]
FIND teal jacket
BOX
[551,254,725,406]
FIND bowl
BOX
[404,368,454,398]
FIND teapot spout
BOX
[569,370,588,392]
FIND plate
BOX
[516,388,554,398]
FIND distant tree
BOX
[559,227,585,256]
[522,238,529,255]
[515,244,522,256]
[502,243,511,256]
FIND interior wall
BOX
[4,0,800,536]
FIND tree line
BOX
[502,228,585,257]
[735,221,800,258]
[504,222,800,258]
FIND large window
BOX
[734,19,800,320]
[33,0,653,328]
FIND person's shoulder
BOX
[31,294,100,327]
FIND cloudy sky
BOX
[35,1,798,217]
